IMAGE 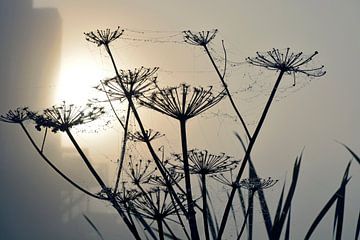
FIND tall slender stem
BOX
[114,102,131,192]
[104,44,188,216]
[180,119,200,240]
[203,45,251,140]
[20,123,104,200]
[201,173,210,240]
[217,70,285,239]
[40,127,48,153]
[65,129,107,190]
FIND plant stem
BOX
[65,129,107,190]
[203,45,251,140]
[20,123,104,200]
[180,119,200,240]
[157,219,165,240]
[114,102,131,192]
[201,173,210,240]
[104,44,188,216]
[217,70,285,239]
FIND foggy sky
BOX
[1,0,359,239]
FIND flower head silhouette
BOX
[239,177,278,192]
[0,107,30,124]
[127,157,157,185]
[30,102,105,132]
[173,150,238,175]
[128,129,164,142]
[140,84,225,121]
[84,27,124,47]
[183,29,218,46]
[96,67,158,102]
[246,48,326,77]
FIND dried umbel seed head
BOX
[84,26,124,47]
[128,129,164,142]
[148,167,184,188]
[96,67,159,101]
[131,187,185,221]
[140,84,226,121]
[172,150,238,175]
[183,29,218,46]
[30,102,105,132]
[239,177,278,192]
[0,107,30,124]
[246,48,326,77]
[127,157,157,185]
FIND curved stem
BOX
[114,102,131,192]
[236,191,254,240]
[40,127,48,153]
[180,119,200,240]
[101,80,125,129]
[203,44,251,140]
[20,123,105,200]
[217,70,285,239]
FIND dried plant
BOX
[128,129,164,142]
[29,101,105,133]
[183,29,218,46]
[0,107,30,124]
[140,84,225,120]
[246,48,326,77]
[84,26,124,47]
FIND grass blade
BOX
[304,162,351,240]
[355,210,360,240]
[338,142,360,165]
[284,205,291,240]
[83,214,105,240]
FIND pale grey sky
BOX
[1,0,359,239]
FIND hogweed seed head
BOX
[0,107,30,124]
[173,150,238,175]
[131,187,185,220]
[96,67,158,101]
[239,177,278,192]
[183,29,218,46]
[246,48,326,77]
[127,157,157,185]
[140,84,226,121]
[84,26,124,46]
[148,167,184,188]
[29,102,105,132]
[128,129,164,142]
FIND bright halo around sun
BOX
[54,59,106,105]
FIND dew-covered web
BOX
[77,28,321,205]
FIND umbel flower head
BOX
[148,166,184,188]
[246,48,326,77]
[128,129,164,142]
[96,67,158,102]
[239,177,278,192]
[131,187,185,221]
[30,102,105,132]
[127,157,157,185]
[140,84,226,121]
[114,182,140,205]
[0,107,30,124]
[172,150,238,175]
[84,26,124,47]
[183,29,218,46]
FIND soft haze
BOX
[0,0,359,239]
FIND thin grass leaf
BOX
[333,161,351,240]
[274,181,286,225]
[355,210,360,240]
[304,163,351,240]
[236,133,273,235]
[207,188,219,239]
[271,155,302,240]
[228,191,240,236]
[284,205,291,240]
[339,142,360,165]
[83,214,105,240]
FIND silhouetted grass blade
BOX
[83,214,105,240]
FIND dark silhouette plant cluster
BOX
[1,27,358,240]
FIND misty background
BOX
[0,0,359,239]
